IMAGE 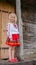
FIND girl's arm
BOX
[6,23,10,38]
[6,23,12,41]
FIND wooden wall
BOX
[22,11,36,60]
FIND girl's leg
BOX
[8,46,12,60]
[11,46,18,62]
[11,46,16,59]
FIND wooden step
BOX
[0,60,33,65]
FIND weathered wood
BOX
[0,60,33,65]
[16,0,24,60]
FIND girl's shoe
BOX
[11,58,18,62]
[8,58,18,62]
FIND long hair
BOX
[9,13,17,23]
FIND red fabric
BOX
[6,42,20,46]
[5,34,20,46]
[8,58,18,62]
[6,36,10,42]
[12,34,19,41]
[14,24,18,29]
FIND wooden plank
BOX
[0,60,33,65]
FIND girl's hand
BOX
[10,38,12,42]
[21,22,24,26]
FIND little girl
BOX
[6,13,20,62]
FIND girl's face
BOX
[9,14,15,23]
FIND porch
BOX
[0,60,34,65]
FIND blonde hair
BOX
[9,13,17,23]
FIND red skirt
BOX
[5,34,20,46]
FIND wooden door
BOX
[1,12,9,59]
[1,11,8,47]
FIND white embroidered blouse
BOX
[6,23,19,38]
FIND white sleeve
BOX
[6,23,9,36]
[6,23,12,38]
